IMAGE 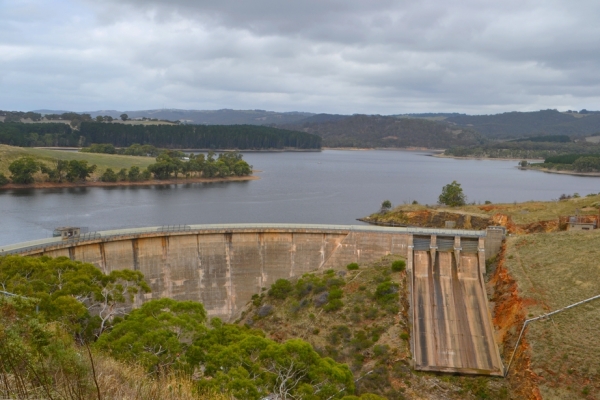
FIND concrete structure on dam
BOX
[2,223,504,375]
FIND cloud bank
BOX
[1,0,599,114]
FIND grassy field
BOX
[0,144,155,177]
[504,231,600,399]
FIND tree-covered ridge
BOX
[79,122,321,149]
[444,140,600,159]
[445,109,600,139]
[0,121,321,149]
[278,114,484,148]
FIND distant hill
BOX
[277,114,484,148]
[445,109,600,139]
[31,109,318,126]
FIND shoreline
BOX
[432,153,545,161]
[0,175,259,190]
[521,166,600,177]
[34,147,321,153]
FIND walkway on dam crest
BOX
[0,223,485,254]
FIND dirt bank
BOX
[0,175,259,190]
[489,245,542,399]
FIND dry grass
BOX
[93,353,229,400]
[0,144,154,177]
[386,194,600,226]
[504,231,600,399]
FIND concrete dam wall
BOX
[3,224,491,321]
[4,224,504,375]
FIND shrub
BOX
[101,168,118,182]
[391,260,406,272]
[0,173,9,186]
[117,168,127,181]
[268,279,293,299]
[374,282,399,304]
[400,332,409,341]
[329,287,343,300]
[324,299,344,312]
[347,263,359,270]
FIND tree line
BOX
[0,150,253,186]
[0,121,322,149]
[79,122,321,149]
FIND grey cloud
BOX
[2,0,600,113]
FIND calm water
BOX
[1,150,599,246]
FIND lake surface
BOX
[1,150,599,246]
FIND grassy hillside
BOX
[502,231,600,399]
[0,144,154,177]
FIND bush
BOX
[391,260,406,272]
[400,332,409,341]
[268,279,293,299]
[0,173,9,186]
[101,168,118,182]
[374,282,399,304]
[347,263,359,270]
[324,299,344,312]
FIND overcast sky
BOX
[1,0,599,114]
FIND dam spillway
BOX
[2,223,504,375]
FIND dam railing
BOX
[0,223,487,256]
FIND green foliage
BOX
[391,260,406,272]
[347,263,359,270]
[438,180,466,206]
[268,279,294,299]
[8,156,40,183]
[65,160,97,182]
[511,134,571,143]
[192,324,354,399]
[0,122,75,147]
[323,299,344,312]
[0,296,97,399]
[0,172,8,185]
[572,156,600,172]
[96,298,207,372]
[0,255,150,338]
[116,168,128,181]
[80,143,116,154]
[79,122,321,149]
[374,281,399,305]
[286,114,482,148]
[127,165,141,181]
[381,200,392,212]
[101,168,118,182]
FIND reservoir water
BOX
[1,150,599,246]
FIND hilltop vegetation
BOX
[444,109,600,139]
[0,120,322,150]
[279,114,484,148]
